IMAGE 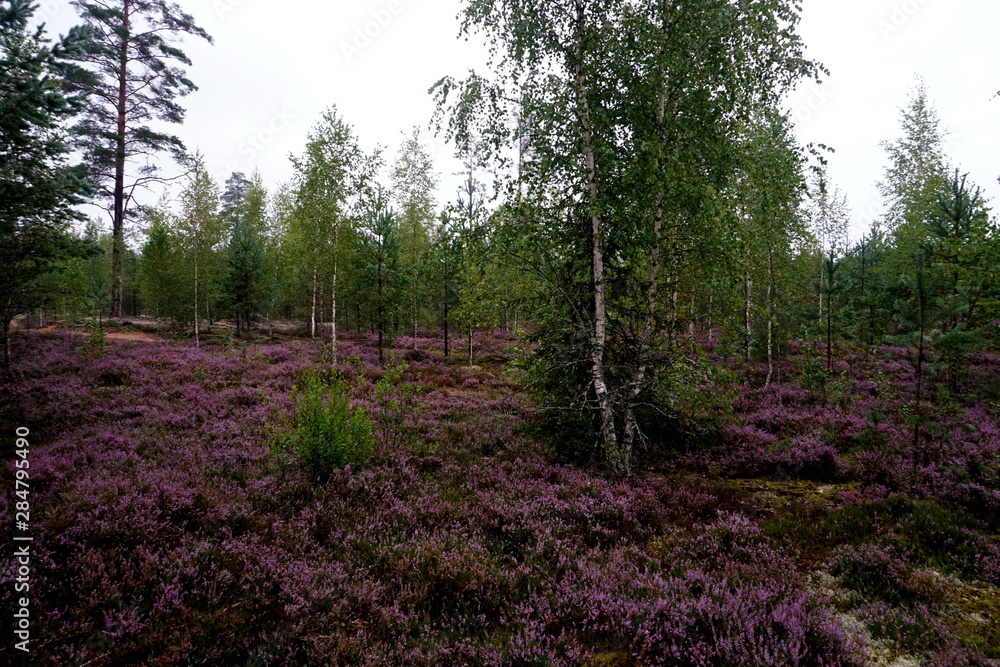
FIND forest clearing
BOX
[3,0,1000,663]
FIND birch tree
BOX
[175,152,222,346]
[290,107,375,363]
[434,0,819,476]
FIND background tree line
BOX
[3,0,997,477]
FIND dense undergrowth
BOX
[1,328,998,665]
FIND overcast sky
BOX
[37,0,1000,240]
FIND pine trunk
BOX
[110,2,131,318]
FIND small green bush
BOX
[276,371,374,482]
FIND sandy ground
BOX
[27,324,167,343]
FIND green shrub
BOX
[275,371,374,482]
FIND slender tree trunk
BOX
[689,292,696,336]
[912,326,925,494]
[377,255,384,364]
[827,292,833,372]
[744,271,753,363]
[468,327,473,367]
[310,269,317,339]
[413,295,418,348]
[912,262,928,494]
[110,2,131,318]
[193,256,200,347]
[818,259,824,331]
[765,250,775,387]
[443,282,450,359]
[331,258,338,365]
[574,0,619,473]
[331,223,340,363]
[668,233,680,349]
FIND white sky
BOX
[36,0,1000,240]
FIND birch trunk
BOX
[765,249,774,387]
[310,270,317,339]
[744,272,753,363]
[574,0,619,473]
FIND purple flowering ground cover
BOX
[1,329,998,665]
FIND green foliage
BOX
[226,219,267,334]
[223,171,270,336]
[434,0,820,475]
[358,186,404,363]
[289,106,377,352]
[374,359,424,453]
[77,319,109,359]
[69,0,212,317]
[275,371,375,482]
[522,325,600,463]
[139,208,183,325]
[391,127,438,336]
[0,0,98,363]
[175,153,225,340]
[667,353,739,438]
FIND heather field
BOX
[2,328,999,666]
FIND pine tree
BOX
[0,0,98,366]
[360,186,402,365]
[926,170,992,326]
[226,219,266,336]
[69,0,212,317]
[224,174,268,336]
[139,206,181,327]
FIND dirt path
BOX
[25,325,167,343]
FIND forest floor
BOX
[1,326,998,665]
